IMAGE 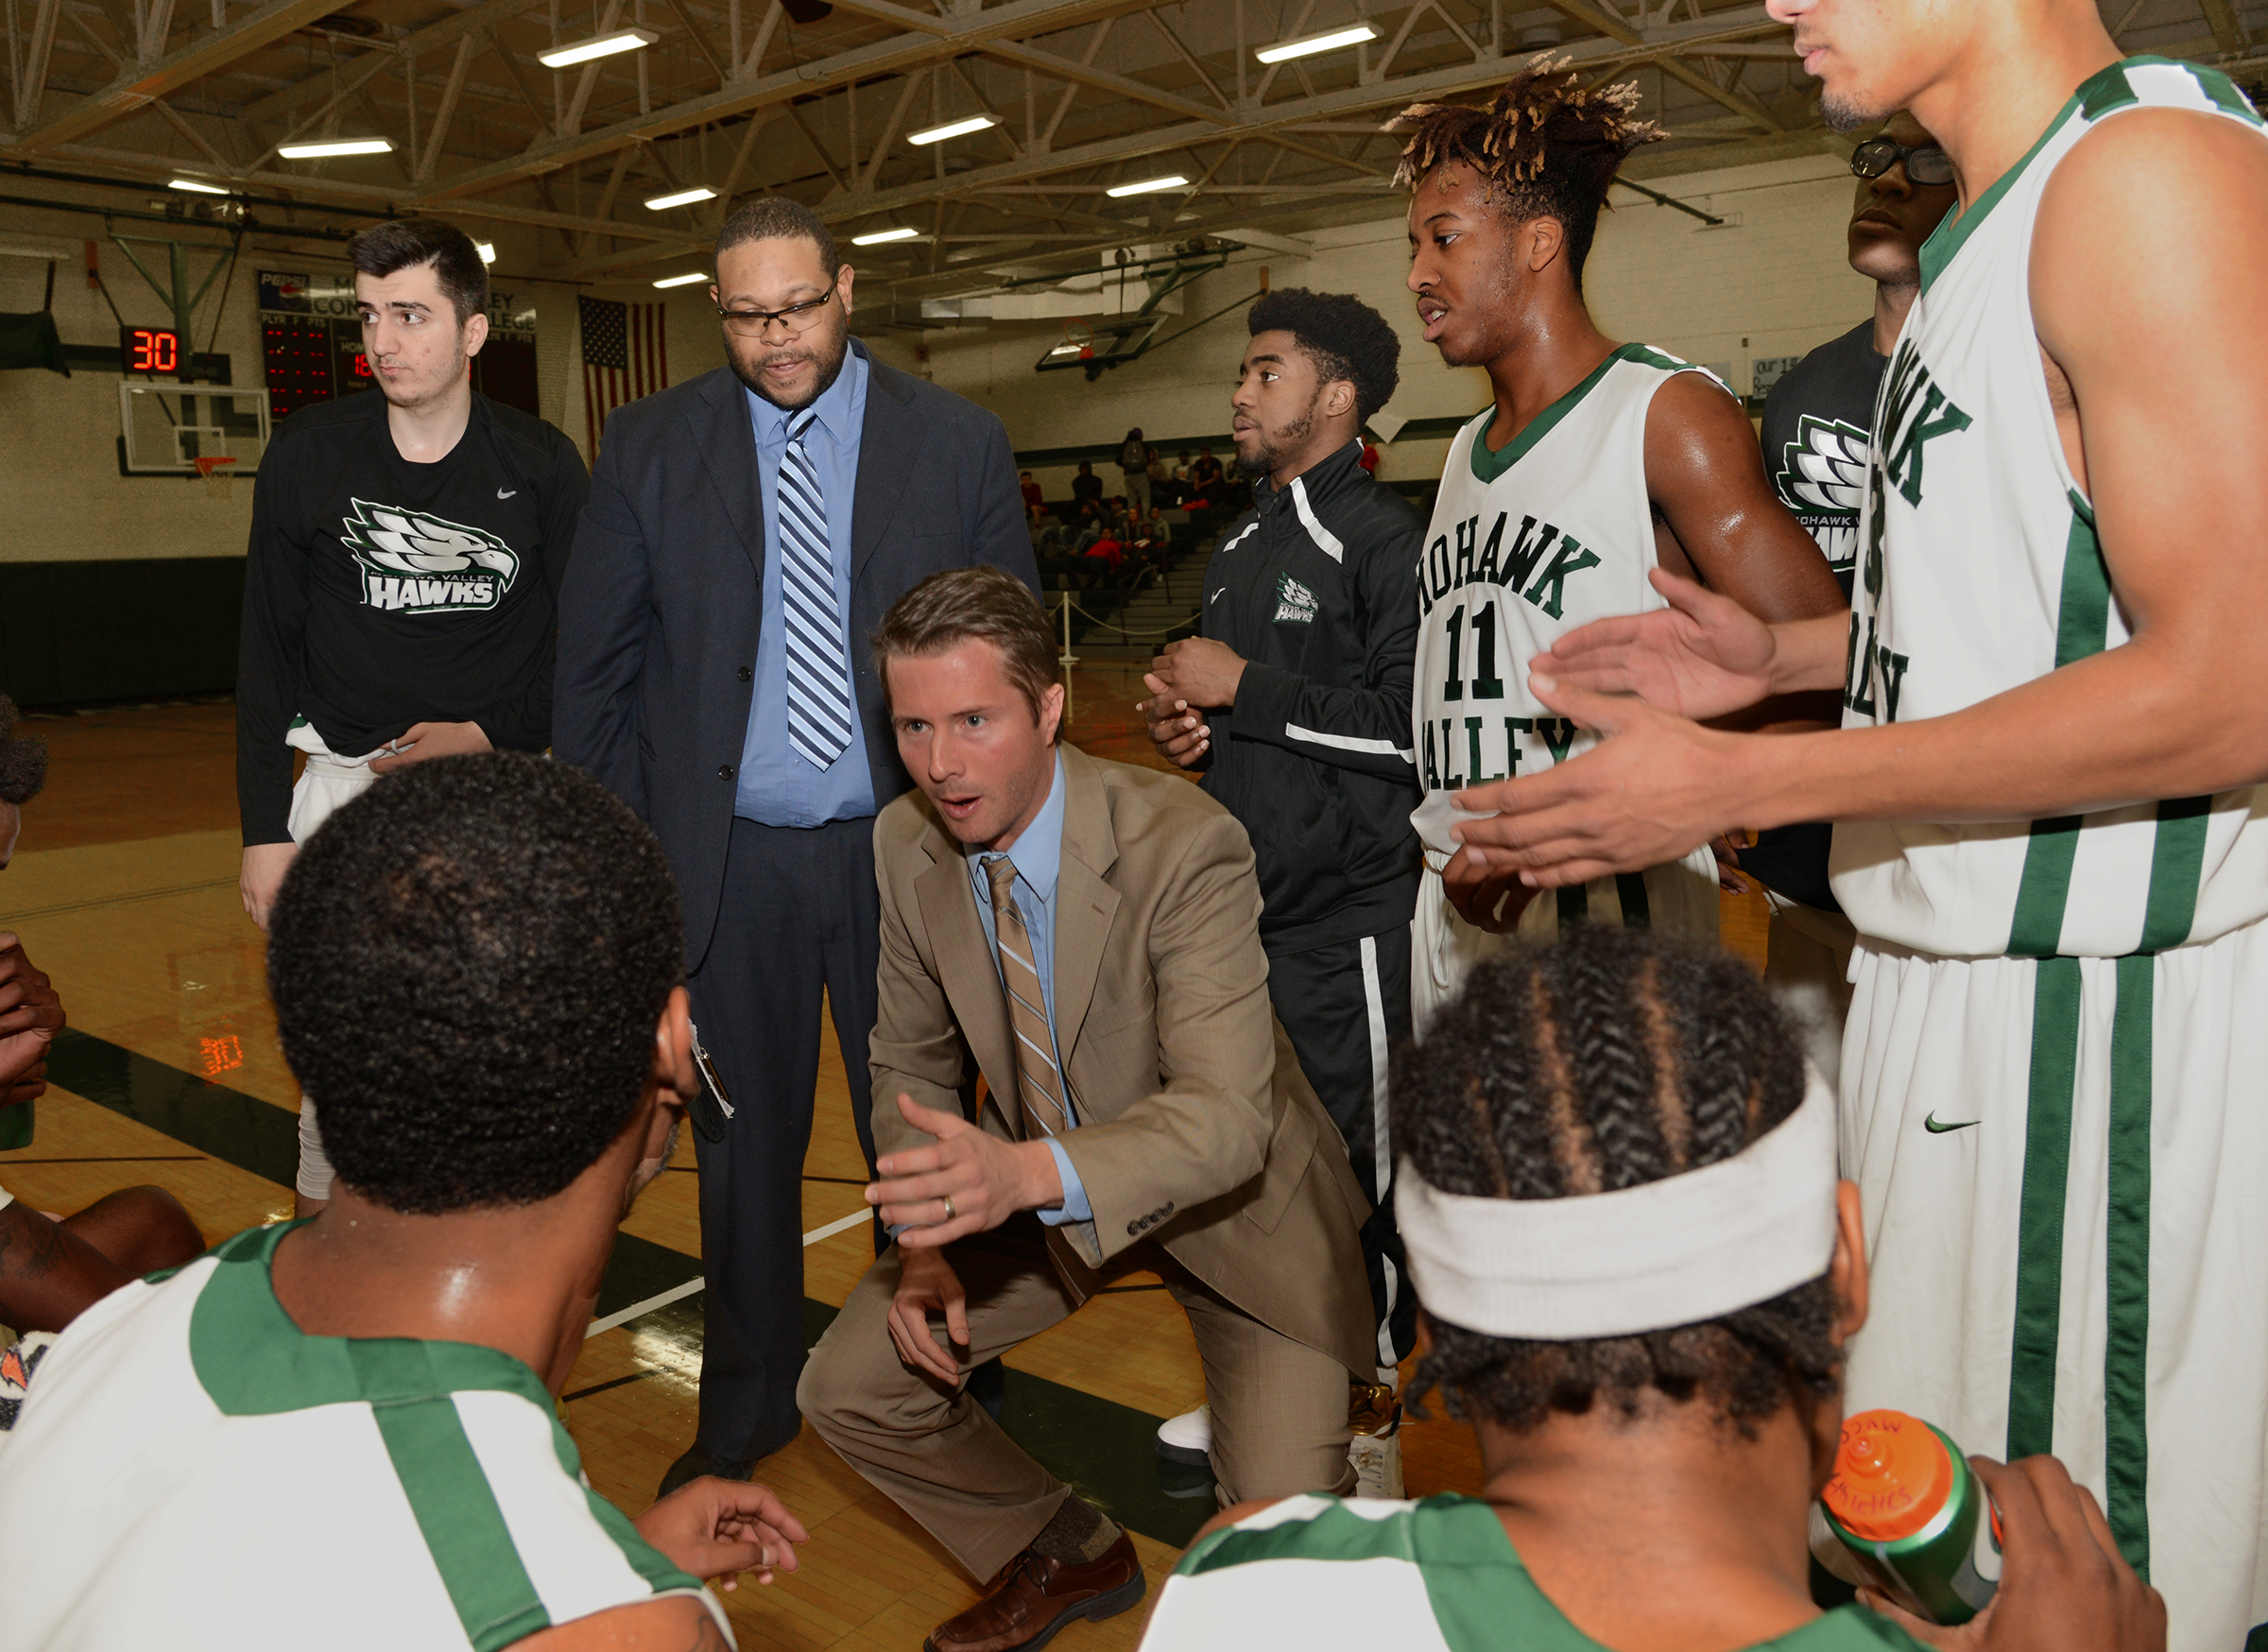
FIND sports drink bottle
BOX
[1819,1408,2002,1625]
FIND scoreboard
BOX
[260,316,373,420]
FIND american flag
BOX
[580,296,669,455]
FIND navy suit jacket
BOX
[554,339,1040,966]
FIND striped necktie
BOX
[987,856,1069,1139]
[779,408,856,769]
[987,856,1098,1302]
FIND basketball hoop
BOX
[194,455,236,499]
[1064,321,1095,362]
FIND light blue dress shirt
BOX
[734,345,878,826]
[965,750,1091,1226]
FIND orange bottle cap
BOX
[1823,1409,1953,1541]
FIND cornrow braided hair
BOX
[1389,56,1666,287]
[1396,923,1841,1437]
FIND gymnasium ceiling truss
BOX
[0,0,2255,302]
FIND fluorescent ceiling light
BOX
[278,137,393,159]
[643,186,716,211]
[908,114,998,146]
[538,26,658,67]
[1107,174,1188,198]
[652,270,709,287]
[474,242,496,265]
[168,178,228,195]
[1255,22,1377,62]
[852,226,919,245]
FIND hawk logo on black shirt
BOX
[341,498,521,613]
[1774,415,1869,574]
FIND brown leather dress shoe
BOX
[925,1530,1144,1652]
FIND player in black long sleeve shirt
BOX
[234,219,588,1215]
[1141,293,1425,1483]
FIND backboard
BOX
[118,382,270,475]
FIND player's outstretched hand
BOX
[868,1093,1060,1247]
[1451,677,1737,887]
[636,1477,809,1592]
[1533,567,1782,719]
[1139,672,1211,769]
[1857,1456,2163,1652]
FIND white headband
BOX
[1395,1063,1839,1341]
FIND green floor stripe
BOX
[25,1027,1218,1546]
[2008,957,2081,1459]
[2105,955,2154,1579]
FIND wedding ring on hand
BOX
[940,1194,956,1221]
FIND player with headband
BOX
[1140,925,2160,1652]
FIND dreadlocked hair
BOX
[1389,56,1664,287]
[1396,923,1840,1437]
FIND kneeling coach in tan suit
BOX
[799,566,1372,1652]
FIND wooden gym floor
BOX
[0,669,1768,1650]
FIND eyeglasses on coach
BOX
[715,285,836,337]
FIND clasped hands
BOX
[1139,638,1248,769]
[0,931,63,1109]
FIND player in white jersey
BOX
[1446,5,2268,1644]
[0,756,808,1647]
[1391,62,1847,1030]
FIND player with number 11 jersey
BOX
[1391,60,1846,1030]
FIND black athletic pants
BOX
[688,815,881,1463]
[1265,925,1417,1369]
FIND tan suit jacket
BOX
[869,742,1375,1378]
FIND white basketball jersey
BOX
[1411,346,1722,934]
[1832,57,2268,959]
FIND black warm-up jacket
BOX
[1196,439,1427,953]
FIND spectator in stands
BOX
[1189,445,1223,497]
[1083,526,1125,574]
[1019,470,1045,521]
[1141,926,2164,1652]
[1175,450,1193,481]
[1070,460,1103,508]
[1118,426,1152,512]
[0,696,205,1342]
[0,755,810,1642]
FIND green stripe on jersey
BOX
[2005,499,2113,957]
[547,1410,707,1598]
[2138,796,2211,952]
[2105,955,2155,1578]
[366,1371,550,1650]
[2008,957,2082,1460]
[1468,345,1671,485]
[1180,1497,1932,1650]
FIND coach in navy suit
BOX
[555,198,1039,1494]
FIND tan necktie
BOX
[987,855,1099,1303]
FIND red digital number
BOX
[352,353,371,376]
[129,328,180,372]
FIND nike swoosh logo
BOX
[497,488,518,499]
[1923,1113,1979,1134]
[1210,590,1226,604]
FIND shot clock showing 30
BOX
[120,325,180,376]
